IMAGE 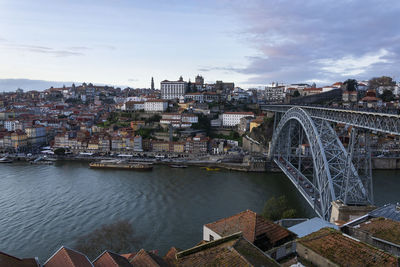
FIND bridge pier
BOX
[329,200,376,225]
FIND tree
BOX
[369,76,396,90]
[293,90,300,97]
[343,79,358,91]
[74,220,141,260]
[262,195,297,221]
[54,147,65,156]
[381,89,394,102]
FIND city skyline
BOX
[1,0,399,91]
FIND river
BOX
[0,161,398,261]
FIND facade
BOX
[161,77,187,100]
[265,86,285,102]
[222,112,255,127]
[144,100,168,112]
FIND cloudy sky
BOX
[0,0,399,90]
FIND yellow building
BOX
[250,117,264,132]
[152,141,169,152]
[11,130,28,150]
[172,142,185,153]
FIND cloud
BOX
[316,49,391,76]
[1,43,84,57]
[221,0,400,85]
[128,78,138,82]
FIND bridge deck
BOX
[261,105,400,135]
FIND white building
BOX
[264,86,285,102]
[161,77,187,100]
[4,120,22,131]
[144,100,168,112]
[222,112,255,127]
[133,135,143,152]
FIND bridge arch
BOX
[269,107,368,220]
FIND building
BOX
[133,135,143,152]
[167,233,279,266]
[92,250,132,267]
[297,228,398,267]
[0,251,39,267]
[341,203,400,257]
[144,100,168,112]
[265,86,285,102]
[44,246,92,267]
[161,76,187,100]
[222,112,255,127]
[203,210,296,252]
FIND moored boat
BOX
[0,157,13,163]
[168,164,188,168]
[89,160,153,171]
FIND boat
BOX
[204,167,220,171]
[89,160,153,171]
[168,164,188,168]
[0,157,13,163]
[30,160,54,165]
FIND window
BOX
[209,235,214,241]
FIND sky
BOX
[0,0,399,91]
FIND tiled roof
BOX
[359,217,400,245]
[298,228,398,267]
[0,251,39,267]
[129,249,168,267]
[205,210,294,244]
[175,233,279,266]
[92,251,132,267]
[44,246,93,267]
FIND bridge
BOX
[261,104,400,221]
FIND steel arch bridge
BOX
[268,107,375,220]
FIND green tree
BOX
[343,79,358,91]
[262,195,297,221]
[74,220,141,260]
[293,90,300,97]
[380,89,394,102]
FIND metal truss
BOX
[262,105,400,135]
[269,107,371,221]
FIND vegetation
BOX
[262,195,297,221]
[293,90,300,97]
[74,220,141,260]
[192,114,211,135]
[343,79,358,91]
[137,128,152,139]
[368,76,396,90]
[380,89,395,102]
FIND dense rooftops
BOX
[298,228,399,267]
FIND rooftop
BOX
[0,251,39,267]
[175,233,279,266]
[92,251,131,267]
[369,203,400,222]
[205,209,295,244]
[359,217,400,246]
[298,228,398,267]
[288,217,338,238]
[44,246,93,267]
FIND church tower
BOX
[151,77,154,90]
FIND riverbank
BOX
[5,154,400,171]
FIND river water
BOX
[0,161,398,261]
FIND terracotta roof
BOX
[163,247,179,266]
[44,246,93,267]
[175,233,279,266]
[298,228,398,267]
[129,249,168,267]
[205,210,295,244]
[0,251,39,267]
[93,251,132,267]
[359,217,400,245]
